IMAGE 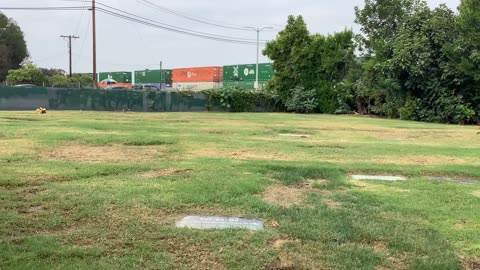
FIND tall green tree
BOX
[263,15,311,104]
[455,0,480,120]
[0,12,28,82]
[354,0,420,56]
[264,16,355,113]
[352,0,423,117]
[391,4,475,123]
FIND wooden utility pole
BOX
[60,35,79,77]
[92,0,97,88]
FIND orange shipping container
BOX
[173,66,223,83]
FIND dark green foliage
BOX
[263,16,311,104]
[285,86,317,113]
[202,87,282,112]
[47,73,93,88]
[0,12,28,82]
[345,0,480,123]
[264,16,355,114]
[6,65,46,86]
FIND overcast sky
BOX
[1,0,460,73]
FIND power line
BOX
[73,1,88,35]
[0,6,89,11]
[0,3,269,45]
[137,0,253,31]
[69,0,270,42]
[74,11,91,71]
[94,2,262,43]
[95,7,265,45]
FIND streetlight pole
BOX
[92,0,97,88]
[245,26,273,90]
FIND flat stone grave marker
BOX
[428,177,478,185]
[278,134,311,138]
[176,216,264,231]
[352,175,407,181]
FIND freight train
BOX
[97,63,273,91]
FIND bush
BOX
[284,86,317,113]
[202,87,281,112]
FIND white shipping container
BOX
[173,82,223,91]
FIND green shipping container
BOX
[223,80,269,90]
[223,63,273,82]
[98,71,132,83]
[134,70,173,84]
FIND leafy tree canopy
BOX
[0,12,28,82]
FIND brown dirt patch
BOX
[263,185,307,208]
[262,180,329,208]
[18,204,46,215]
[462,257,480,270]
[473,191,480,198]
[323,199,342,209]
[47,144,166,162]
[166,238,226,270]
[140,168,193,178]
[265,256,296,270]
[372,241,387,253]
[20,186,47,195]
[189,147,298,161]
[273,239,300,250]
[370,155,471,166]
[27,175,69,183]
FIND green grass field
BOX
[1,111,479,270]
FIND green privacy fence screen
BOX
[0,87,274,112]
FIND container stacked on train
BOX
[98,71,133,88]
[223,63,273,90]
[172,66,223,91]
[134,69,173,88]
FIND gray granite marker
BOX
[428,177,478,184]
[176,216,264,231]
[352,175,407,181]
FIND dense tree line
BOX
[6,65,93,88]
[0,12,28,82]
[265,0,480,123]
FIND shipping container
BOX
[223,63,273,82]
[134,70,172,85]
[223,80,269,90]
[98,71,133,89]
[173,66,223,83]
[173,82,223,91]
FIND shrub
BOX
[285,86,317,113]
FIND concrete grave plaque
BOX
[352,175,407,181]
[428,177,478,185]
[176,216,264,231]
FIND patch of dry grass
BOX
[0,139,38,154]
[47,144,167,162]
[262,180,337,208]
[354,182,411,193]
[188,146,299,161]
[263,185,307,208]
[166,238,226,270]
[462,257,480,270]
[140,168,193,178]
